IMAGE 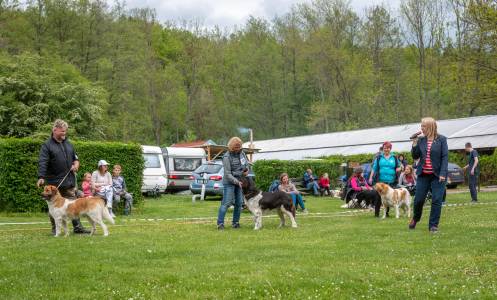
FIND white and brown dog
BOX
[42,185,114,237]
[241,177,297,230]
[374,183,411,219]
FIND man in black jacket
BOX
[37,119,90,235]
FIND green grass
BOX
[1,192,497,299]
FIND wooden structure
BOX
[170,140,259,162]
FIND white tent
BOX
[244,115,497,161]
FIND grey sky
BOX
[123,0,402,28]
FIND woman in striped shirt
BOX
[410,117,449,233]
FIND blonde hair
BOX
[83,172,91,180]
[227,137,243,152]
[404,165,413,175]
[421,117,438,140]
[53,119,68,130]
[322,173,329,178]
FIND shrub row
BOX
[253,160,342,191]
[0,138,144,212]
[253,149,497,190]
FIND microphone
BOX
[410,131,422,140]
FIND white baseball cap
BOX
[98,160,109,167]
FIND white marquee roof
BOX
[244,115,497,161]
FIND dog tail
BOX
[102,203,115,225]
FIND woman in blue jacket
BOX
[409,117,448,233]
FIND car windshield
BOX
[194,164,222,174]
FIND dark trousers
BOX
[469,174,478,201]
[413,174,446,229]
[320,187,331,196]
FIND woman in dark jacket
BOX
[409,117,448,233]
[216,137,250,230]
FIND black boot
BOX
[72,218,91,234]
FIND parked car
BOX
[189,161,224,197]
[189,160,255,198]
[446,162,464,188]
[162,147,207,192]
[141,145,168,195]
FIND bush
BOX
[253,149,497,191]
[0,138,144,212]
[253,160,342,191]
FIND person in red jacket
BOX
[319,173,331,196]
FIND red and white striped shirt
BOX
[423,140,434,174]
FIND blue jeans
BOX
[217,183,243,225]
[469,174,478,201]
[290,194,305,210]
[413,174,446,229]
[306,182,319,195]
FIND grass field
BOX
[1,191,497,299]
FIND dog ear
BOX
[50,185,58,193]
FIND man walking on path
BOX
[464,142,479,203]
[37,119,90,235]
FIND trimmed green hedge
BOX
[253,160,342,191]
[253,149,497,191]
[0,138,144,212]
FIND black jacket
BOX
[411,135,449,179]
[38,136,78,188]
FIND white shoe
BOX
[302,209,309,214]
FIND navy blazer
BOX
[411,135,449,178]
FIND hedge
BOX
[0,138,144,212]
[253,149,497,191]
[253,159,342,191]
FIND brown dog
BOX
[42,185,114,237]
[374,183,411,219]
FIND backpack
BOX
[268,180,281,192]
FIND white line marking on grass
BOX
[0,201,496,229]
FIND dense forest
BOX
[0,0,496,145]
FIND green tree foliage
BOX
[0,52,107,139]
[0,0,495,145]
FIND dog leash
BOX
[56,169,73,189]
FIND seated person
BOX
[112,164,133,215]
[343,167,379,211]
[319,173,331,196]
[303,168,320,196]
[278,173,308,213]
[398,165,416,195]
[92,160,115,217]
[81,172,93,197]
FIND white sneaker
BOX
[302,209,309,214]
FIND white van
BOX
[162,147,207,192]
[141,145,168,194]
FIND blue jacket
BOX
[303,172,317,185]
[411,135,449,178]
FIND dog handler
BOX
[409,117,448,233]
[216,137,250,230]
[37,119,90,235]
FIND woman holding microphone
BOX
[409,117,448,233]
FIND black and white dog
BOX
[241,177,297,230]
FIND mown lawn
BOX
[0,192,496,299]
